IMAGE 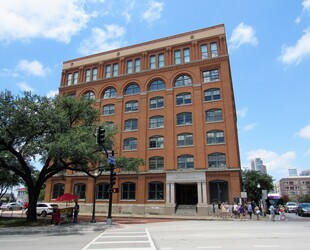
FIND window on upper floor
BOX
[207,130,224,145]
[211,42,218,57]
[82,91,95,100]
[135,58,141,72]
[85,69,91,82]
[177,133,193,147]
[113,63,118,76]
[103,87,117,99]
[149,135,164,149]
[205,109,223,123]
[183,48,190,63]
[124,119,138,131]
[176,112,192,125]
[123,138,137,150]
[158,53,165,68]
[175,75,192,87]
[127,60,133,74]
[201,44,208,59]
[178,155,194,169]
[125,100,138,112]
[92,68,97,80]
[150,96,164,109]
[208,153,226,168]
[203,69,219,83]
[121,182,136,200]
[149,115,164,129]
[148,182,164,200]
[204,88,221,101]
[149,157,164,170]
[176,92,192,105]
[149,79,165,91]
[73,72,78,84]
[67,73,72,85]
[125,83,140,95]
[102,104,115,116]
[105,65,111,78]
[150,55,156,69]
[174,50,181,64]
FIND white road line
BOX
[145,228,157,250]
[81,231,106,250]
[101,235,147,238]
[93,240,150,244]
[197,247,223,249]
[253,245,279,248]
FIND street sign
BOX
[241,192,247,198]
[108,155,115,165]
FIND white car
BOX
[285,202,298,213]
[36,203,58,217]
[0,202,23,211]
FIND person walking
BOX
[279,205,287,221]
[73,201,80,223]
[254,205,260,220]
[247,202,253,219]
[270,204,276,221]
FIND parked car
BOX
[296,203,310,216]
[285,202,298,213]
[36,203,58,217]
[0,202,23,211]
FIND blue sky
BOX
[1,0,310,182]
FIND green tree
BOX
[297,194,310,203]
[0,166,20,200]
[242,169,274,203]
[0,90,141,221]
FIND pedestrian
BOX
[279,205,287,221]
[73,201,79,223]
[254,205,260,220]
[270,204,276,221]
[233,203,239,219]
[239,204,245,220]
[247,202,253,219]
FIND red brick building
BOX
[45,24,241,216]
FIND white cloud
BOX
[0,0,95,44]
[142,1,164,24]
[295,125,310,139]
[244,123,257,131]
[46,90,59,98]
[246,149,296,179]
[78,24,126,55]
[229,23,258,49]
[302,0,310,10]
[278,27,310,65]
[17,82,35,92]
[237,107,248,118]
[17,60,50,77]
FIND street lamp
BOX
[90,166,104,223]
[256,183,261,206]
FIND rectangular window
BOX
[113,63,118,76]
[85,69,91,82]
[183,48,190,63]
[92,68,97,80]
[150,55,156,69]
[73,72,78,84]
[158,53,164,68]
[105,65,111,78]
[135,58,141,72]
[174,50,181,64]
[201,44,208,59]
[67,73,72,85]
[127,60,133,74]
[203,69,219,82]
[211,42,218,57]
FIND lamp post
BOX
[90,171,99,223]
[257,183,261,206]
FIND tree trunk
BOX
[26,187,40,222]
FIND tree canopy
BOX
[0,90,143,221]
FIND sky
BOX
[1,0,310,183]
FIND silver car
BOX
[36,203,58,217]
[285,202,298,213]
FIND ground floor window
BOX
[74,183,86,199]
[52,183,64,199]
[209,180,228,204]
[121,182,136,200]
[148,182,164,200]
[97,182,110,200]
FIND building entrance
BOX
[175,183,198,205]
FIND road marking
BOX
[254,245,279,248]
[197,247,223,249]
[146,228,157,250]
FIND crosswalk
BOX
[82,228,156,250]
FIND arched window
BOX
[205,109,223,122]
[150,96,164,109]
[149,79,165,91]
[125,83,140,95]
[121,182,136,200]
[207,130,224,144]
[74,183,86,199]
[102,104,115,115]
[123,138,137,150]
[82,91,95,100]
[149,156,164,170]
[149,116,164,128]
[52,183,64,199]
[148,182,164,200]
[177,133,193,146]
[176,112,192,125]
[204,88,221,101]
[125,100,138,112]
[176,92,192,105]
[149,135,164,148]
[97,182,110,200]
[208,153,226,168]
[103,87,117,99]
[175,75,192,87]
[124,119,138,131]
[178,155,194,169]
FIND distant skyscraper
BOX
[288,168,298,176]
[251,158,267,174]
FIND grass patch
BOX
[0,217,51,228]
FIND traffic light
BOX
[110,171,116,186]
[96,126,105,145]
[112,188,119,193]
